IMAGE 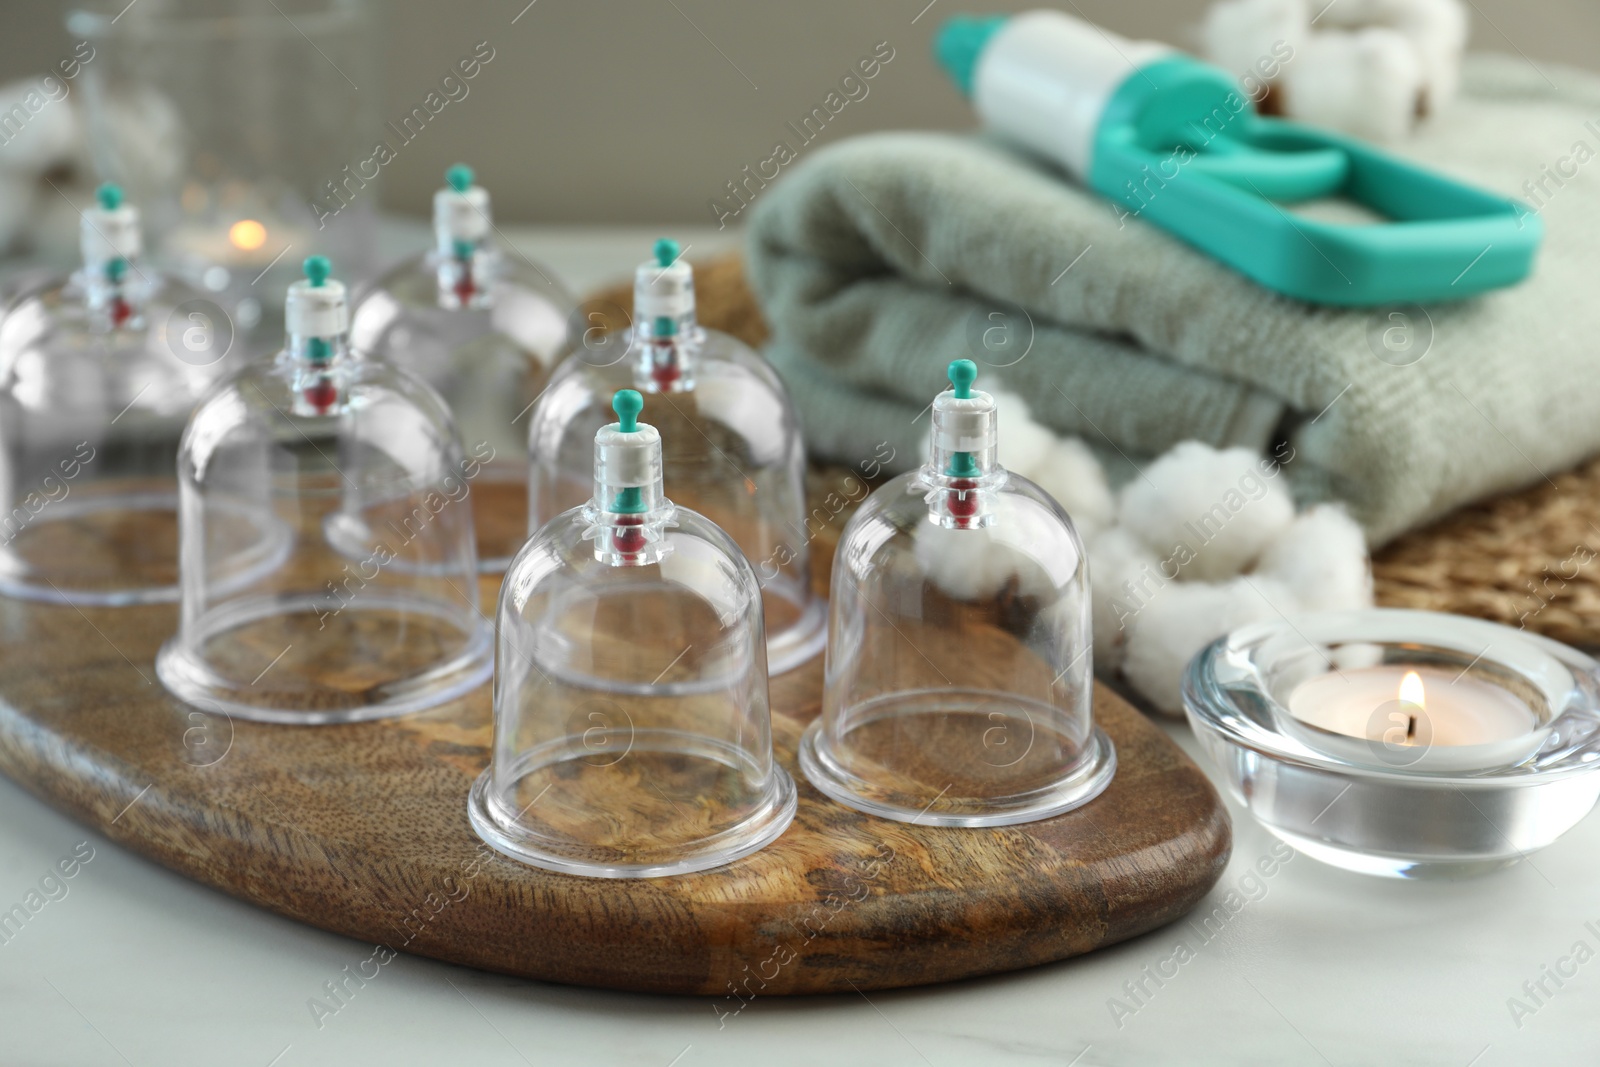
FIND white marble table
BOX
[4,228,1598,1066]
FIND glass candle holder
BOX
[1184,608,1600,878]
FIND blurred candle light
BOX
[229,219,267,252]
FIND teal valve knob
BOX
[95,182,124,211]
[446,163,475,192]
[613,389,643,433]
[653,238,680,268]
[303,255,332,287]
[948,358,977,399]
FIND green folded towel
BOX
[745,56,1600,545]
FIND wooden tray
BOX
[0,515,1230,996]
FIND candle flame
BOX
[229,219,267,251]
[1399,670,1425,709]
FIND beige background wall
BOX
[2,0,1595,224]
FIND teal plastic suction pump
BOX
[934,16,1005,97]
[936,10,1541,305]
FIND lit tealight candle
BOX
[1286,665,1549,773]
[228,218,268,253]
[165,216,308,274]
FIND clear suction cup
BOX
[156,257,492,724]
[0,183,255,605]
[471,389,796,878]
[350,164,575,573]
[800,360,1114,826]
[527,237,826,674]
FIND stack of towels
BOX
[745,55,1600,712]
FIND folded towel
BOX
[746,55,1600,545]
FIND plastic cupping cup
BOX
[800,360,1115,825]
[526,237,826,675]
[0,183,248,605]
[155,256,492,723]
[350,163,575,573]
[471,389,796,877]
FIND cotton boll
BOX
[1201,0,1465,136]
[913,525,1036,601]
[991,387,1056,477]
[1398,0,1468,111]
[914,493,1079,602]
[0,78,81,174]
[1028,436,1115,540]
[1319,0,1468,111]
[1086,527,1162,673]
[1122,575,1302,716]
[1200,0,1307,87]
[1280,28,1423,143]
[1255,503,1373,612]
[914,523,1011,601]
[985,387,1113,539]
[1116,441,1295,583]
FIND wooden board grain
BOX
[0,472,1230,996]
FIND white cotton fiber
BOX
[1319,0,1468,110]
[914,495,1080,603]
[905,410,1374,716]
[1200,0,1305,90]
[1029,436,1116,540]
[1199,0,1467,141]
[991,387,1057,478]
[1122,574,1302,716]
[1104,442,1372,715]
[1116,441,1295,583]
[914,522,1011,601]
[1255,503,1372,611]
[0,79,80,174]
[991,387,1114,537]
[1086,526,1163,673]
[1282,28,1423,144]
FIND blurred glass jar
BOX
[67,0,378,355]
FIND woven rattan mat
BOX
[588,254,1600,650]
